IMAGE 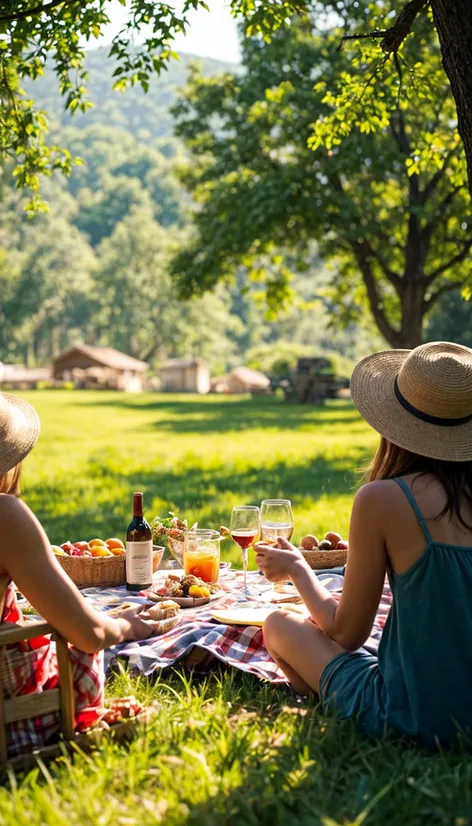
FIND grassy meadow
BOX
[19,391,375,555]
[2,390,471,826]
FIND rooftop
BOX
[53,346,148,372]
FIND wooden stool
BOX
[0,620,75,765]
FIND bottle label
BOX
[126,540,153,585]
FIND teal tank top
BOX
[379,477,472,744]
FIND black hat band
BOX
[394,376,472,427]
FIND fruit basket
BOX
[300,548,348,570]
[299,532,348,570]
[57,546,164,589]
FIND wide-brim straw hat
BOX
[0,393,40,477]
[350,342,472,462]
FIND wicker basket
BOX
[58,546,164,589]
[300,547,348,570]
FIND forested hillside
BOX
[0,47,382,374]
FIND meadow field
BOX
[1,391,471,826]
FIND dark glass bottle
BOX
[125,492,152,592]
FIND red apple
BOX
[73,541,91,553]
[60,541,75,554]
[336,540,349,550]
[70,548,92,557]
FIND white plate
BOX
[211,605,277,626]
[147,590,223,608]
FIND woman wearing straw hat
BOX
[256,342,472,746]
[0,392,165,758]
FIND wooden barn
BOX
[52,346,148,392]
[159,358,210,394]
[227,367,271,395]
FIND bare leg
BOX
[263,610,344,695]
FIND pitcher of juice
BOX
[184,529,221,584]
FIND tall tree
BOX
[314,0,472,197]
[96,206,243,371]
[171,19,471,348]
[3,1,472,202]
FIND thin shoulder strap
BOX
[395,478,433,544]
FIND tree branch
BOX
[353,240,398,345]
[421,145,460,203]
[362,239,403,292]
[424,280,467,311]
[381,0,430,53]
[338,0,429,54]
[0,0,80,24]
[425,239,472,282]
[421,185,465,239]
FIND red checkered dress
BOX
[1,582,104,758]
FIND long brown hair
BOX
[0,464,22,496]
[368,438,472,529]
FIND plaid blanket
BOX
[78,570,393,684]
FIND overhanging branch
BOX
[353,240,398,345]
[425,239,472,281]
[0,0,80,24]
[338,0,430,54]
[424,280,468,311]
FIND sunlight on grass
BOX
[19,392,377,561]
[2,392,469,825]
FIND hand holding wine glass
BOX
[230,506,260,598]
[260,499,294,542]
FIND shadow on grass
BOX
[27,448,370,543]
[79,395,361,435]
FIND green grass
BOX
[19,391,375,559]
[1,391,471,825]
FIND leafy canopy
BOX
[0,0,308,210]
[170,14,471,346]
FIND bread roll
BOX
[147,600,180,620]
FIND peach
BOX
[91,544,114,557]
[108,547,125,557]
[105,538,125,551]
[300,535,319,550]
[89,539,107,548]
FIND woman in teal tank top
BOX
[255,342,472,747]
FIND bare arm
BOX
[0,496,159,653]
[255,484,387,650]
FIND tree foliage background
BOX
[171,11,471,349]
[0,51,384,374]
[1,1,471,371]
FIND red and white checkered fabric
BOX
[1,582,104,759]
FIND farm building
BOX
[52,346,148,392]
[159,358,210,394]
[227,367,271,395]
[0,363,51,390]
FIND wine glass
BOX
[230,506,260,599]
[260,499,294,543]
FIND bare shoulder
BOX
[0,494,35,525]
[354,479,402,512]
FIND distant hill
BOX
[26,49,239,145]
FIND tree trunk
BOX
[398,278,425,348]
[431,0,472,196]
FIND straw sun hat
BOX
[350,342,472,462]
[0,393,40,477]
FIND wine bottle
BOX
[126,492,152,592]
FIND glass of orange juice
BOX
[184,529,221,584]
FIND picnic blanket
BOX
[79,570,393,684]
